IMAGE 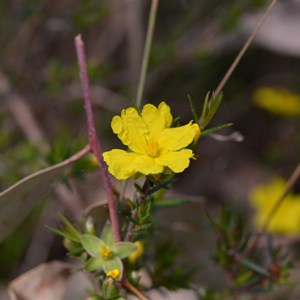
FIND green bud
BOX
[63,238,77,251]
[83,216,96,235]
[102,277,120,299]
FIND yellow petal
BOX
[192,123,201,142]
[128,241,144,263]
[141,102,173,138]
[155,149,194,173]
[158,122,197,151]
[111,108,148,154]
[103,149,164,180]
[102,150,138,180]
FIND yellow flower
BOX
[106,268,120,279]
[249,177,300,235]
[102,102,200,180]
[253,87,300,116]
[128,241,144,263]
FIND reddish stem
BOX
[75,34,121,242]
[124,279,148,300]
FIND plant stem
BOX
[64,144,91,163]
[75,34,121,242]
[124,279,148,300]
[242,162,300,259]
[262,163,300,230]
[213,0,277,98]
[135,0,159,109]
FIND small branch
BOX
[213,0,277,98]
[242,163,300,259]
[262,163,300,231]
[75,34,121,242]
[135,0,159,109]
[64,144,91,163]
[124,279,148,300]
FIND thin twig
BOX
[124,279,148,300]
[242,163,300,259]
[262,163,300,231]
[75,34,121,242]
[213,0,277,98]
[125,0,144,91]
[84,199,108,215]
[135,0,159,109]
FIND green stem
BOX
[135,0,159,109]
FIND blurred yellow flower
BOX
[253,87,300,116]
[128,241,144,263]
[102,102,200,180]
[249,177,300,235]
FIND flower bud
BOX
[102,277,120,299]
[83,216,96,235]
[63,238,77,251]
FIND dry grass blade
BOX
[213,0,277,98]
[0,146,89,242]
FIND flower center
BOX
[147,140,158,157]
[100,245,113,258]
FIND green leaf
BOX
[201,123,233,136]
[114,242,137,259]
[238,233,253,253]
[0,156,76,243]
[126,216,140,225]
[153,198,188,210]
[201,92,223,129]
[59,215,81,242]
[103,257,123,280]
[85,257,104,271]
[68,245,84,256]
[201,92,210,125]
[100,224,114,247]
[187,95,199,123]
[48,226,78,242]
[138,223,152,230]
[234,270,253,285]
[241,259,269,276]
[80,234,104,257]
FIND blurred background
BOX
[0,0,300,297]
